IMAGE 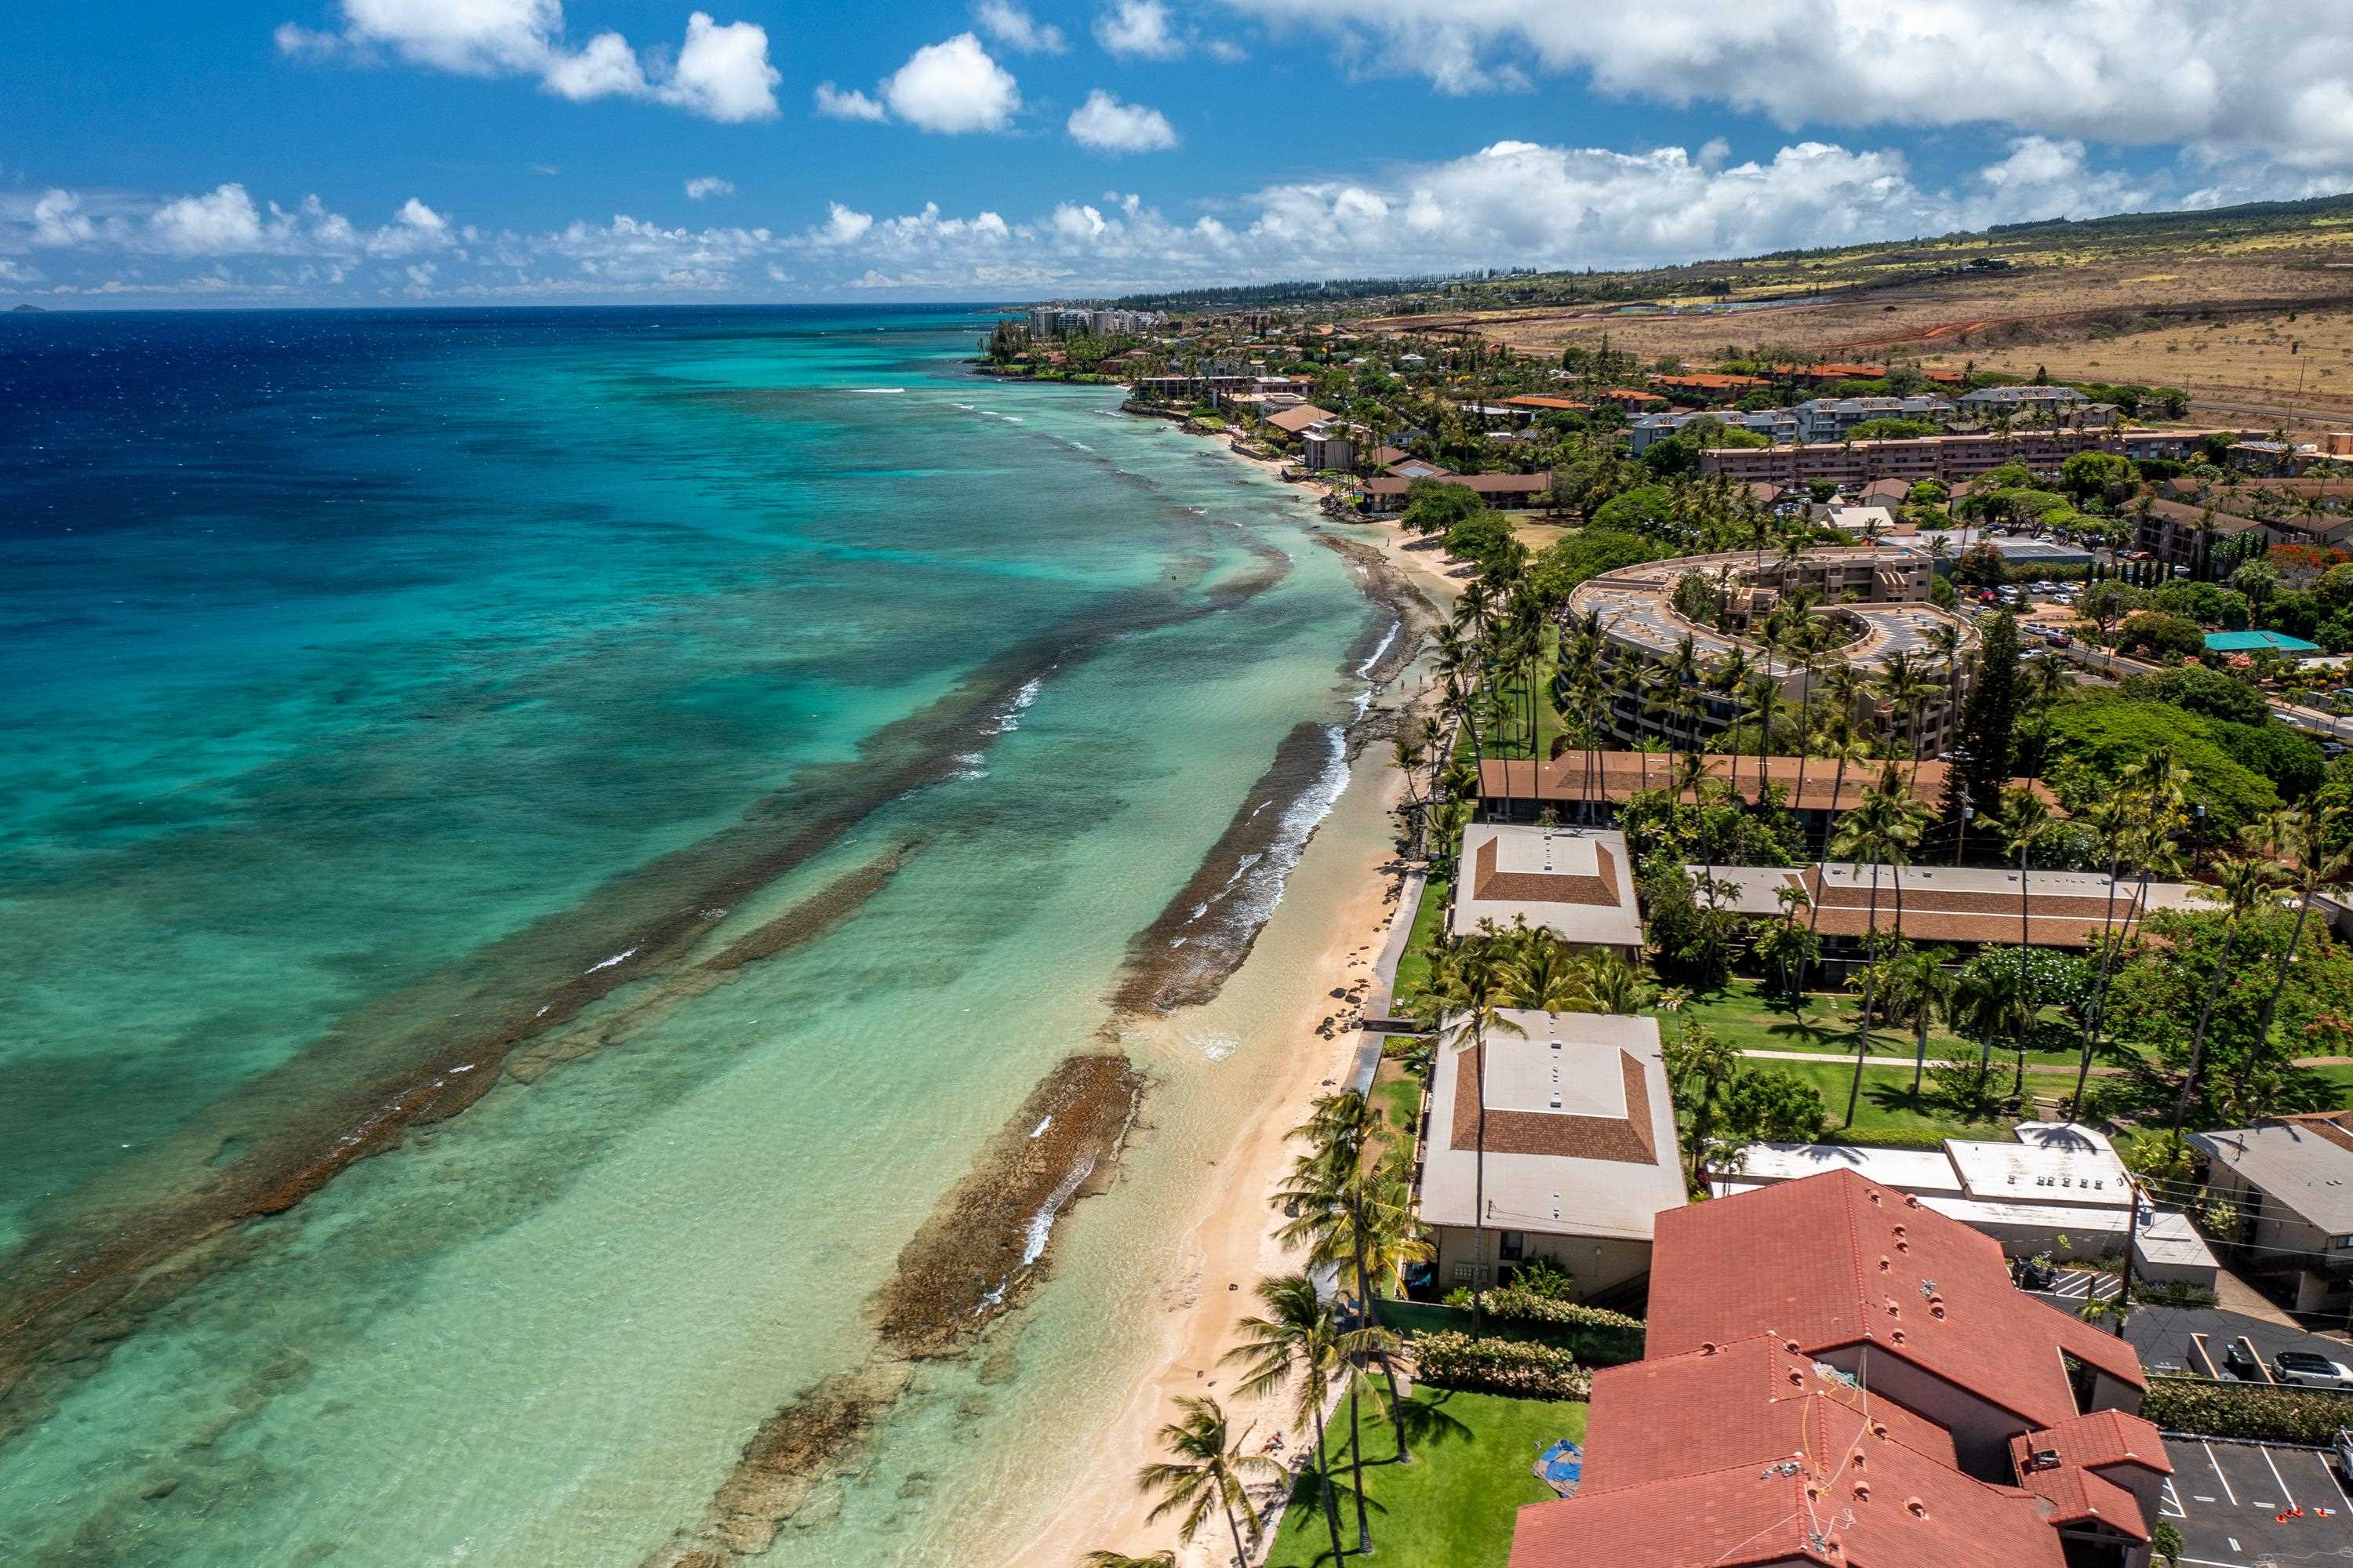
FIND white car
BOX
[2274,1350,2353,1389]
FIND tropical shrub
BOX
[1410,1331,1593,1399]
[2141,1376,2353,1444]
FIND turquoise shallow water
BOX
[0,307,1384,1564]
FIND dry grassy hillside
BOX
[1369,198,2353,426]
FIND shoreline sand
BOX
[999,424,1471,1568]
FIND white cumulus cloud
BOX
[1216,0,2353,167]
[686,176,736,200]
[813,81,889,120]
[976,0,1066,53]
[278,0,778,122]
[1067,90,1178,153]
[1095,0,1182,59]
[882,33,1021,133]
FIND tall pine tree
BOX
[1940,609,2020,842]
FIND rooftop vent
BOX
[1906,1497,1928,1519]
[2029,1449,2063,1472]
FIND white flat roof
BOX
[1420,1010,1686,1242]
[1946,1137,2131,1206]
[2137,1210,2221,1268]
[1722,1141,1963,1194]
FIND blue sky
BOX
[7,1,2353,305]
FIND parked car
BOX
[2047,633,2071,649]
[2273,1350,2353,1389]
[2335,1427,2353,1483]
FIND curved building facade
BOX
[1564,544,1977,758]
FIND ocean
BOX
[0,306,1407,1565]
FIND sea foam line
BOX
[1356,619,1401,678]
[582,944,639,975]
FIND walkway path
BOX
[1737,1048,2353,1071]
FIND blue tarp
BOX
[1538,1439,1583,1491]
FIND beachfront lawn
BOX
[1369,1056,1424,1165]
[1263,1385,1582,1568]
[1390,871,1452,1013]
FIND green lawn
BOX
[1370,1057,1425,1164]
[1677,978,2100,1069]
[1264,1386,1583,1568]
[1453,626,1563,766]
[1755,1057,2018,1143]
[1391,871,1453,1011]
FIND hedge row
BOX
[2143,1376,2353,1445]
[1482,1290,1648,1364]
[1480,1288,1642,1332]
[1410,1331,1593,1400]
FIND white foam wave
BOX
[582,944,639,975]
[1356,619,1401,678]
[1069,439,1094,452]
[850,387,905,395]
[1350,687,1373,723]
[1019,1154,1098,1266]
[1191,1031,1238,1063]
[991,676,1045,734]
[1190,727,1351,946]
[1029,1116,1053,1140]
[953,751,989,780]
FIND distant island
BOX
[10,304,44,313]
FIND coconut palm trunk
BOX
[1848,857,1884,1127]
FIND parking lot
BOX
[2163,1436,2353,1566]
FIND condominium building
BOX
[1564,544,1973,756]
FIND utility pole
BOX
[2114,1178,2141,1340]
[1955,802,1975,867]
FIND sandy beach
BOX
[1001,432,1471,1568]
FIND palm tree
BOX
[1875,650,1940,788]
[1272,1092,1423,1465]
[1667,1023,1742,1188]
[2069,790,2140,1116]
[1878,942,1959,1094]
[1995,784,2057,1091]
[1224,1275,1362,1564]
[1135,1397,1278,1568]
[2243,807,2353,1108]
[2171,853,2284,1138]
[1829,766,1927,1126]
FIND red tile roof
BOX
[2011,1457,2151,1541]
[1515,1370,2069,1568]
[2010,1408,2171,1477]
[1504,394,1591,411]
[1580,1336,1958,1491]
[1644,1170,2144,1432]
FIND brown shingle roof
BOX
[1470,835,1624,908]
[1449,1042,1658,1164]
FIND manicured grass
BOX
[1370,1057,1425,1163]
[1458,625,1563,764]
[1677,977,2101,1069]
[1755,1057,2018,1142]
[1391,871,1453,1011]
[1264,1386,1584,1568]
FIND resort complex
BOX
[1058,279,2353,1568]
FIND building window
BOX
[1500,1231,1527,1263]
